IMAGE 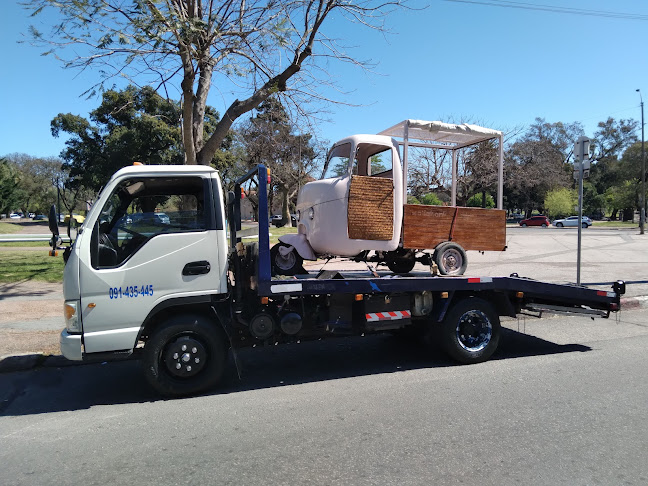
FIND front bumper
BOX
[60,330,83,361]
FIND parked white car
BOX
[9,213,21,219]
[552,216,593,228]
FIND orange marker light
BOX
[267,168,271,184]
[261,297,269,305]
[133,161,143,166]
[355,294,364,301]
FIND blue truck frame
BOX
[228,165,623,317]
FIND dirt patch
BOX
[0,300,61,324]
[0,329,60,359]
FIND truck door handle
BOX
[183,261,211,276]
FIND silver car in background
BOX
[552,215,593,228]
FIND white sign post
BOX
[574,136,590,285]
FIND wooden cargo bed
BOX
[402,205,506,251]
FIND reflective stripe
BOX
[366,310,411,322]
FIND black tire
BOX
[386,249,416,274]
[582,222,588,228]
[541,223,547,227]
[433,242,468,276]
[441,297,500,364]
[521,223,527,227]
[557,222,563,227]
[270,242,304,276]
[142,314,228,397]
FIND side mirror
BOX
[48,205,59,237]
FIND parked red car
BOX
[519,215,551,227]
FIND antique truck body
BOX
[276,120,507,276]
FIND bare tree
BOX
[25,0,405,165]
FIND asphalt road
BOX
[2,308,648,485]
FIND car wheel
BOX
[386,249,416,274]
[541,223,547,227]
[142,315,228,396]
[556,222,563,227]
[270,242,304,276]
[582,222,588,228]
[521,223,527,227]
[433,242,467,276]
[440,297,501,364]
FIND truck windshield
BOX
[321,143,352,179]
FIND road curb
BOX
[620,295,648,310]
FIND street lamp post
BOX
[637,89,645,235]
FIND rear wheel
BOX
[441,297,500,364]
[142,314,228,396]
[582,222,588,228]
[433,242,467,276]
[521,223,527,227]
[541,223,547,227]
[556,222,564,227]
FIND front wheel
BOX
[433,242,467,276]
[582,222,588,228]
[521,223,527,227]
[441,297,500,364]
[541,223,547,227]
[142,315,228,396]
[386,249,416,274]
[556,222,563,227]
[270,242,304,276]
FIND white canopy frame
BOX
[378,119,504,209]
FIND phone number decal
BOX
[109,285,154,299]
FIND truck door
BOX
[347,143,400,241]
[77,173,227,354]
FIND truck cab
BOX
[294,134,403,257]
[60,165,228,361]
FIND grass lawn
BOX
[0,221,22,233]
[0,251,64,283]
[237,223,297,246]
[0,241,50,247]
[591,221,638,228]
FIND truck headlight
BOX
[64,301,81,333]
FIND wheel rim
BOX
[456,310,492,352]
[441,248,463,274]
[163,335,208,378]
[275,248,297,271]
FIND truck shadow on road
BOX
[0,329,590,416]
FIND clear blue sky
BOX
[1,0,646,158]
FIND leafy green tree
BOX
[25,0,404,166]
[544,188,576,219]
[467,193,494,208]
[0,159,23,215]
[239,97,320,222]
[3,154,62,215]
[420,193,444,206]
[52,85,184,191]
[505,119,577,216]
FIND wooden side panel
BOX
[347,176,394,241]
[402,205,506,251]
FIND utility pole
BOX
[637,89,645,235]
[574,136,590,285]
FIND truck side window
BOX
[93,177,207,269]
[355,144,393,178]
